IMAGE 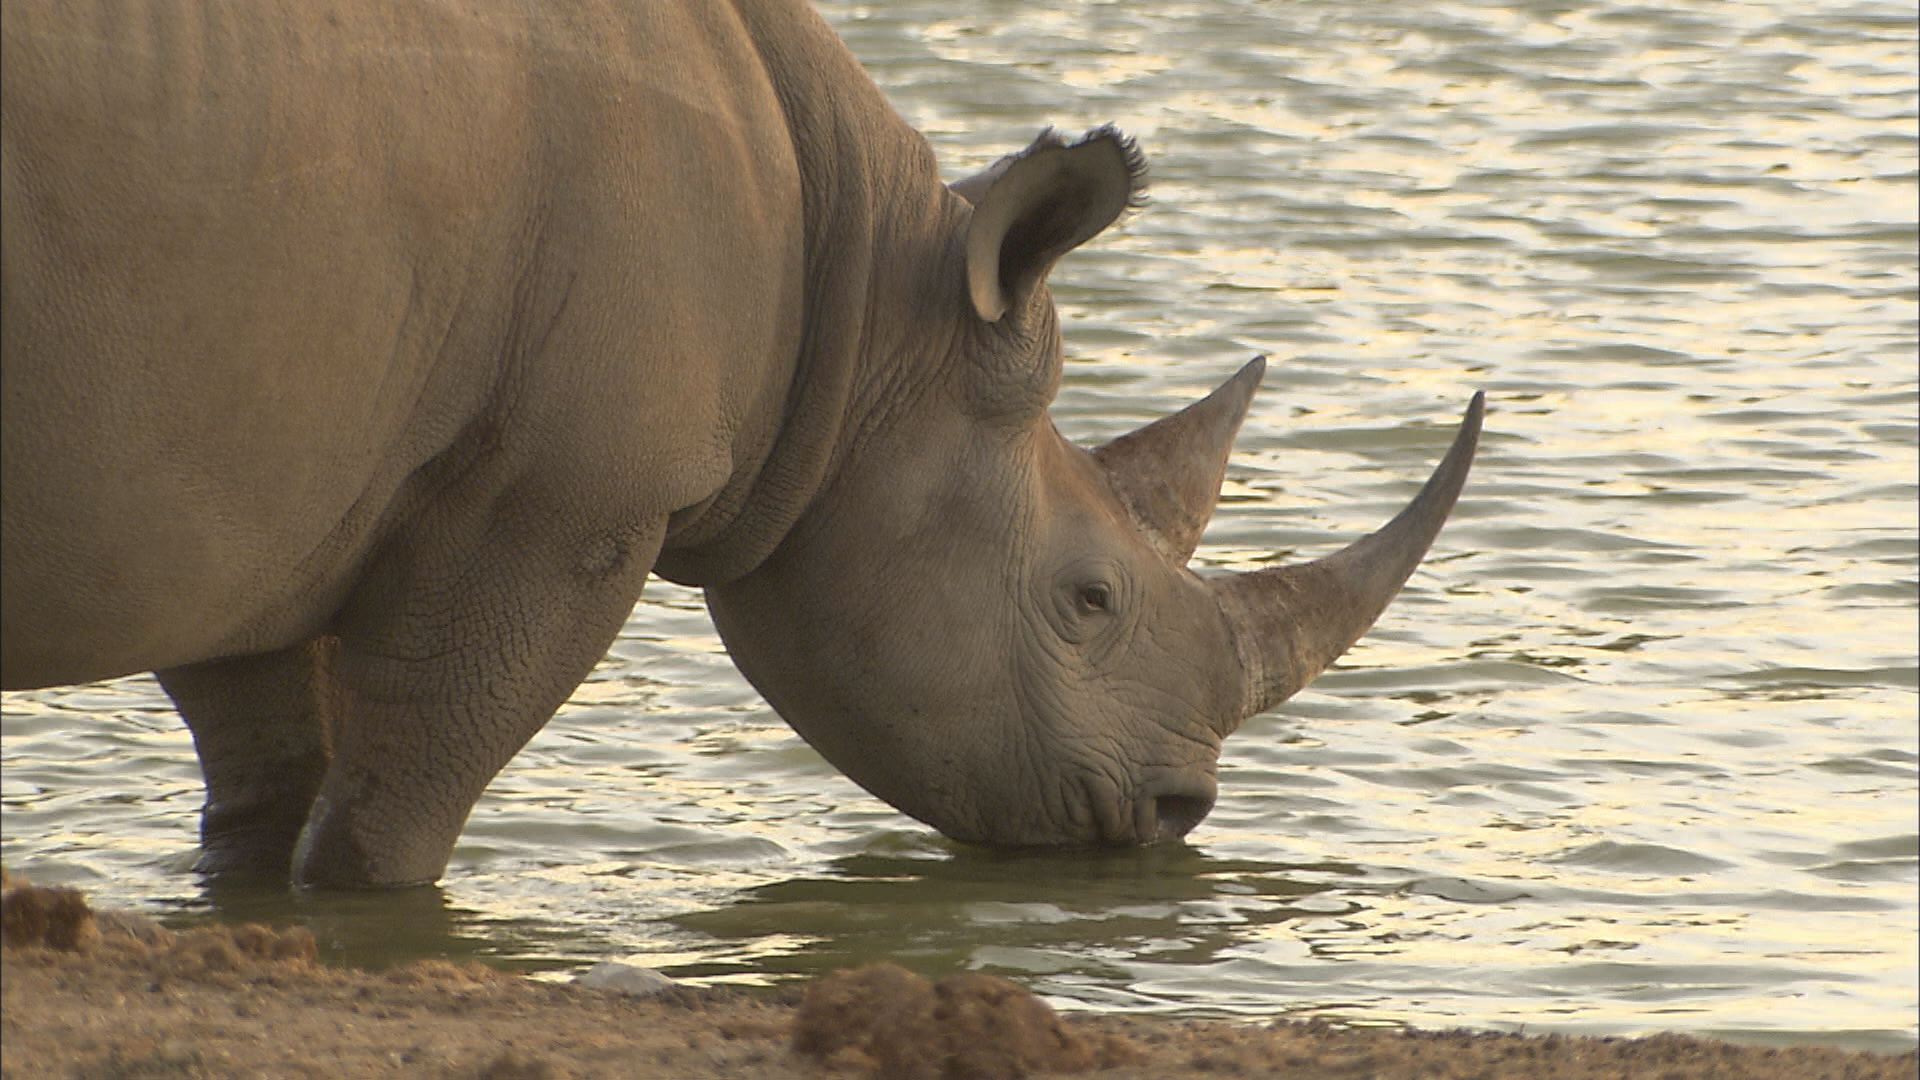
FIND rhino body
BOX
[0,0,1481,887]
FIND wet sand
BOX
[4,878,1913,1079]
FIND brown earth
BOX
[4,876,1914,1080]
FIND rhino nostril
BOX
[1152,793,1214,842]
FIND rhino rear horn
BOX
[1094,357,1265,563]
[1213,392,1485,725]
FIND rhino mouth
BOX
[1145,787,1216,843]
[1087,771,1217,846]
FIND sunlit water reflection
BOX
[4,0,1914,1055]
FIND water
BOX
[4,0,1915,1055]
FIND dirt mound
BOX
[0,873,499,992]
[3,873,319,982]
[1,879,98,951]
[794,963,1140,1079]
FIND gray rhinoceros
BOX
[0,0,1482,887]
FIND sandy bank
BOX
[3,877,1912,1079]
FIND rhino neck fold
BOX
[652,0,937,588]
[649,215,865,586]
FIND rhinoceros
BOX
[0,0,1482,888]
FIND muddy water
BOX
[3,0,1914,1055]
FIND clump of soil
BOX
[2,871,321,986]
[794,963,1140,1079]
[1,878,98,951]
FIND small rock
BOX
[574,961,675,998]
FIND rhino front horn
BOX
[1213,391,1485,724]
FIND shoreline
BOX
[4,878,1914,1079]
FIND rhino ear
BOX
[949,152,1017,207]
[963,126,1147,323]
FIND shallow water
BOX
[4,0,1915,1055]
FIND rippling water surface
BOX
[4,0,1915,1054]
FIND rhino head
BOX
[705,128,1482,848]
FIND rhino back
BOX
[0,0,805,687]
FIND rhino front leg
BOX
[158,639,338,880]
[291,507,663,889]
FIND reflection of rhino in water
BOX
[0,0,1481,887]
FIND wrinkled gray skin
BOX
[0,0,1482,887]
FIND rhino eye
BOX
[1076,583,1112,614]
[1050,561,1124,639]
